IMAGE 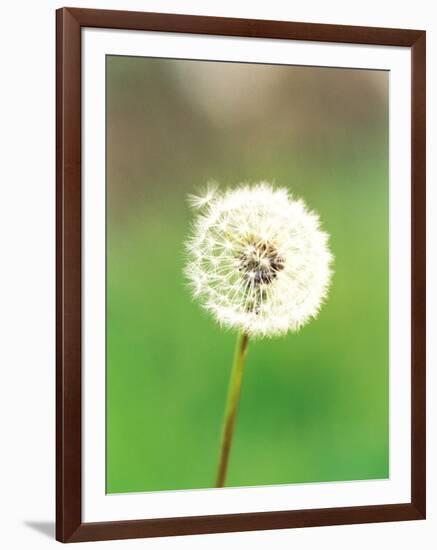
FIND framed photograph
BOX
[56,7,426,543]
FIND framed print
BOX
[56,7,426,543]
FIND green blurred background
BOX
[106,56,389,493]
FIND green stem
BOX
[215,332,250,488]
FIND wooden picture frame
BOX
[56,7,426,543]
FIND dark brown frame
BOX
[56,7,426,543]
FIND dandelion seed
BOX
[187,181,218,210]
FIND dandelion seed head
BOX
[184,182,334,338]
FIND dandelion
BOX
[184,182,334,487]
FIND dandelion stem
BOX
[215,332,249,488]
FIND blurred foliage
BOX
[106,56,389,493]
